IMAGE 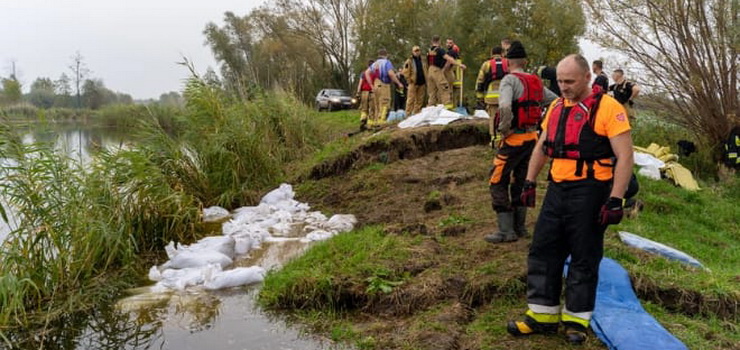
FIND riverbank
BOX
[259,116,739,350]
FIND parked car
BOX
[315,89,357,111]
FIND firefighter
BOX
[484,41,558,244]
[592,60,609,92]
[475,46,509,141]
[507,54,634,345]
[368,49,404,126]
[426,35,466,109]
[355,59,375,130]
[445,38,463,105]
[402,46,428,116]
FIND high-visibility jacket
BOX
[476,55,509,104]
[402,56,428,85]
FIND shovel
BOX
[454,67,469,116]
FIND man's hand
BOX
[490,134,502,150]
[599,197,624,225]
[521,180,536,208]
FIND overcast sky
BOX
[0,0,265,100]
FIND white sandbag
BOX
[260,183,295,205]
[473,109,490,119]
[162,250,233,270]
[638,165,661,180]
[301,230,335,242]
[148,266,163,282]
[634,152,665,169]
[156,266,217,290]
[202,206,230,222]
[326,214,357,233]
[203,266,266,290]
[191,236,236,258]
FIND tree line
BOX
[203,0,586,103]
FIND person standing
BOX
[369,49,404,126]
[445,38,463,105]
[592,60,609,92]
[475,46,509,142]
[355,60,375,130]
[507,54,634,345]
[402,46,428,116]
[484,41,557,243]
[426,35,466,109]
[609,69,641,118]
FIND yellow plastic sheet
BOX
[634,143,700,191]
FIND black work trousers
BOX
[489,140,536,213]
[526,179,610,314]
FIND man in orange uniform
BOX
[507,54,634,344]
[485,41,557,243]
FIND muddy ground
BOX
[285,121,736,350]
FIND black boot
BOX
[563,322,588,345]
[507,315,559,336]
[485,211,517,243]
[513,206,529,238]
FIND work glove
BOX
[598,197,624,226]
[489,134,502,150]
[521,180,536,208]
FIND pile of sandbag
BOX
[398,105,487,129]
[147,184,357,292]
[634,143,700,191]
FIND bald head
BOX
[556,54,592,101]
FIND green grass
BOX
[606,175,739,295]
[259,225,416,310]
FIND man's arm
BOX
[525,135,550,182]
[388,70,404,89]
[443,54,466,69]
[629,83,640,101]
[497,76,516,136]
[543,87,558,106]
[609,131,634,198]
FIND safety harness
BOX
[542,89,615,178]
[427,46,447,68]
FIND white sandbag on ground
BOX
[202,206,230,222]
[399,105,483,129]
[147,183,358,292]
[203,266,266,290]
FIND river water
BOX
[3,123,337,350]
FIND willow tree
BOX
[584,0,739,153]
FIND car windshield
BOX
[326,90,348,97]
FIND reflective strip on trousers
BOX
[485,90,500,99]
[525,309,560,324]
[561,307,592,328]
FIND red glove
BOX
[599,197,624,225]
[521,180,536,208]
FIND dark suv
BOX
[315,89,356,111]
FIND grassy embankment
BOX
[259,111,738,350]
[0,80,326,344]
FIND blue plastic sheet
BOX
[619,231,705,269]
[591,258,688,350]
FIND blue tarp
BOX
[619,231,705,269]
[591,258,689,350]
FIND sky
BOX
[0,0,265,100]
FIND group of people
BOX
[359,37,638,345]
[355,36,466,129]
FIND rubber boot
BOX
[485,211,517,243]
[506,315,559,337]
[513,206,529,238]
[563,322,588,345]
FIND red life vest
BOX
[511,72,544,129]
[489,57,509,81]
[542,89,614,164]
